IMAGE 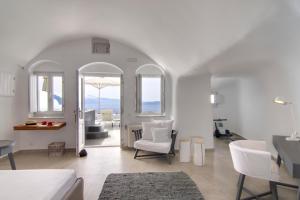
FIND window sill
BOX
[28,116,65,119]
[136,113,166,117]
[28,113,64,119]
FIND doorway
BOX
[84,75,121,147]
[76,62,123,153]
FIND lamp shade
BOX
[273,97,289,105]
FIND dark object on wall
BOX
[79,149,87,157]
[92,38,110,54]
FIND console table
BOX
[273,135,300,199]
[0,140,16,170]
[14,122,66,131]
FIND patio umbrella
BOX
[84,76,120,112]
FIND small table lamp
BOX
[273,97,300,141]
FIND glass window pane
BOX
[141,77,161,113]
[53,76,63,112]
[38,76,48,112]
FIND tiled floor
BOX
[0,139,297,200]
[85,126,120,147]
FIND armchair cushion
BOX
[134,139,171,154]
[152,128,171,143]
[153,119,174,133]
[142,122,161,140]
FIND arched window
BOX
[29,60,64,117]
[136,64,165,115]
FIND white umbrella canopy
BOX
[84,76,120,113]
[84,76,120,89]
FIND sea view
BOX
[84,97,160,113]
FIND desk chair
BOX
[229,140,296,200]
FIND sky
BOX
[84,76,161,101]
[142,77,161,101]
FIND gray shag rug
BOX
[98,171,204,200]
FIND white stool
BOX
[180,139,191,162]
[192,137,205,166]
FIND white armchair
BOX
[229,140,297,200]
[132,129,177,164]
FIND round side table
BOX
[192,138,205,166]
[180,139,191,162]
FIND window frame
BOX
[29,72,65,117]
[136,74,165,116]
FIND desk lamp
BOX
[274,97,300,141]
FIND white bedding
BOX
[0,169,77,200]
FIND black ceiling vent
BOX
[92,38,110,54]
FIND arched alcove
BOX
[77,61,124,149]
[79,62,123,74]
[136,64,164,76]
[15,37,172,151]
[28,60,62,73]
[135,64,165,115]
[28,59,64,117]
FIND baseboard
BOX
[0,149,20,160]
[16,148,76,154]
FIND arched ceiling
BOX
[201,0,300,77]
[0,0,291,76]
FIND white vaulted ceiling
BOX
[0,0,295,75]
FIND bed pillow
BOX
[142,122,161,140]
[152,119,174,133]
[152,128,171,143]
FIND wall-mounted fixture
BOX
[273,97,299,141]
[211,92,223,106]
[91,38,110,54]
[0,72,15,97]
[210,93,216,104]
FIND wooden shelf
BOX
[14,122,66,131]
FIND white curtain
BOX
[136,74,142,113]
[0,72,15,96]
[29,74,38,113]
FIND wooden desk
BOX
[273,135,300,199]
[14,122,66,131]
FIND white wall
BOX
[14,38,173,150]
[175,74,214,149]
[0,67,17,150]
[211,77,241,134]
[236,66,296,154]
[210,65,296,154]
[198,4,300,155]
[0,97,16,140]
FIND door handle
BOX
[74,110,77,124]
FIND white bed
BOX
[0,169,82,200]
